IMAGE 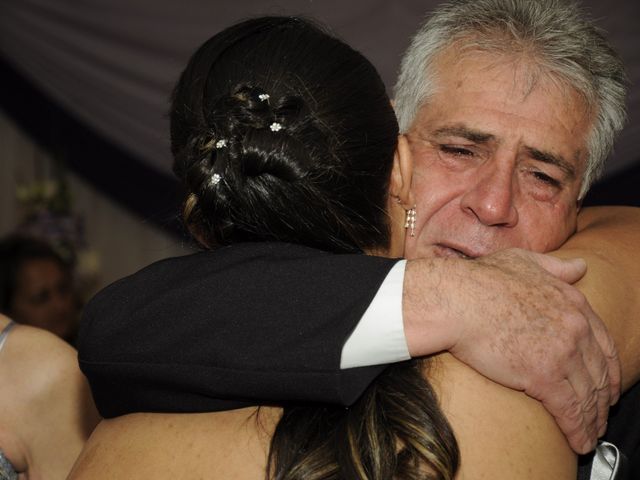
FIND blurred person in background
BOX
[0,234,79,343]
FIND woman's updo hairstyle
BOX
[171,16,398,253]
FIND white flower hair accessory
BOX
[210,173,222,186]
[258,93,270,102]
[270,122,283,132]
[215,139,227,149]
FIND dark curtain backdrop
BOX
[1,0,638,228]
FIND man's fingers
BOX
[548,257,620,410]
[608,349,622,406]
[540,379,597,454]
[578,339,612,441]
[531,327,605,454]
[566,300,615,444]
[558,349,602,449]
[566,299,615,442]
[528,252,587,284]
[566,357,602,445]
[585,306,622,405]
[540,252,620,408]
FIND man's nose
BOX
[460,162,519,227]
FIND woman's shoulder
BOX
[426,352,577,479]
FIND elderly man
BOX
[78,0,639,472]
[391,0,639,474]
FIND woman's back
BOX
[69,353,576,479]
[69,408,278,478]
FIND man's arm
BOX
[78,243,400,417]
[79,241,617,452]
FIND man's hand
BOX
[403,249,621,454]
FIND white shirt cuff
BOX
[340,260,410,369]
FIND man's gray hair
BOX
[393,0,628,197]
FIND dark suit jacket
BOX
[78,242,398,418]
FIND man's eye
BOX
[439,145,473,157]
[532,171,561,188]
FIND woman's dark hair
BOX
[171,16,459,479]
[171,16,398,253]
[0,234,68,313]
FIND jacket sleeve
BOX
[78,242,399,418]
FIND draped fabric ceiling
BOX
[1,0,639,217]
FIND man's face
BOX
[404,49,593,259]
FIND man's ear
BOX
[390,135,415,209]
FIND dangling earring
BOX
[405,206,416,237]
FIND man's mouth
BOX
[433,244,476,259]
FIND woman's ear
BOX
[390,134,415,209]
